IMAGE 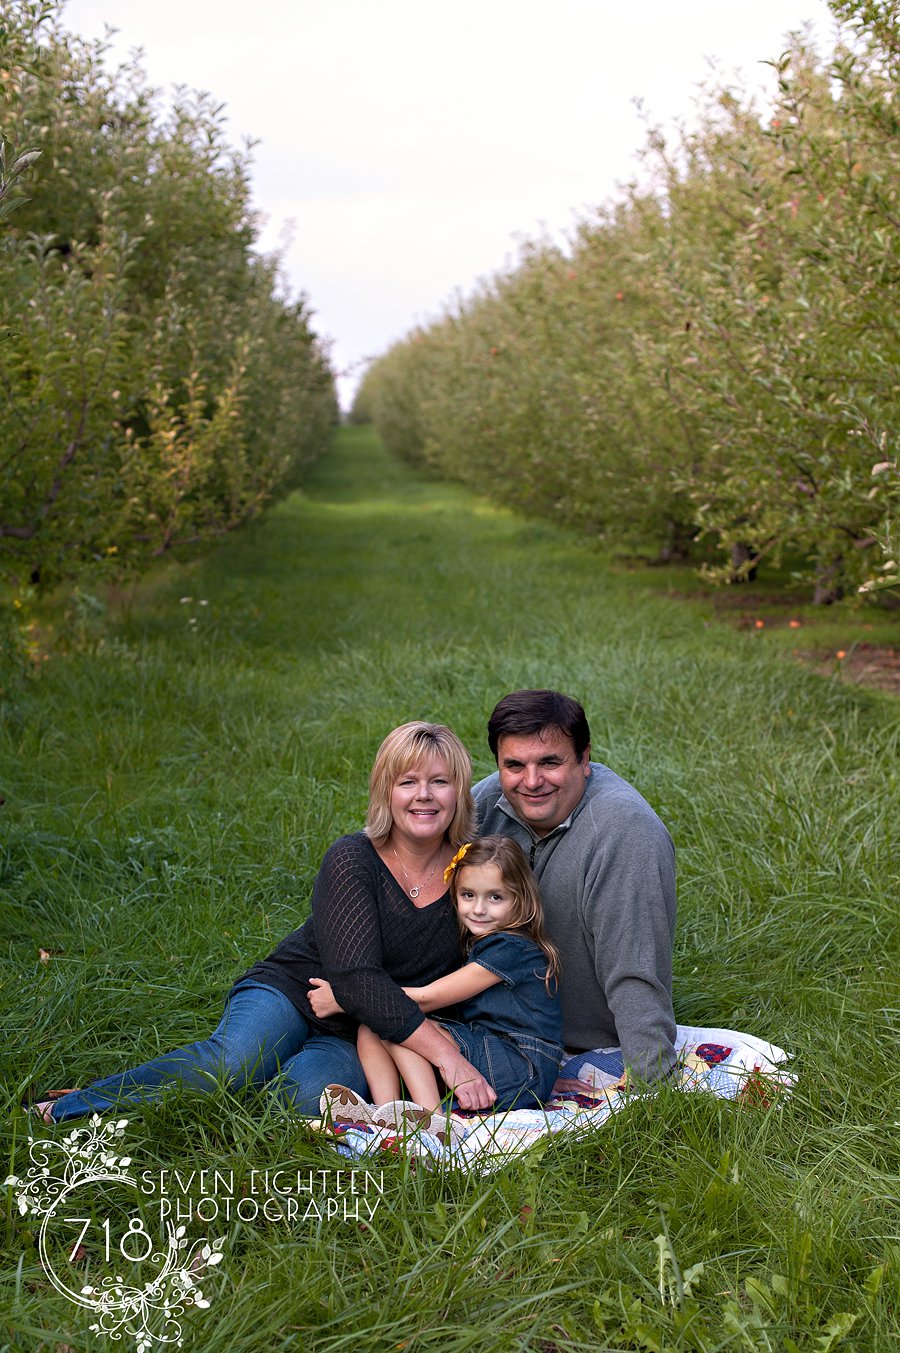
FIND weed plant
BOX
[2,427,898,1350]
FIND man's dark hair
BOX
[487,690,591,760]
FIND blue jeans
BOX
[47,982,368,1122]
[440,1021,562,1111]
[559,1048,625,1082]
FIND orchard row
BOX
[356,0,898,603]
[0,1,336,591]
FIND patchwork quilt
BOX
[312,1024,795,1172]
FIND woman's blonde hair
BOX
[365,722,475,848]
[447,835,560,988]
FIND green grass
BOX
[2,425,899,1351]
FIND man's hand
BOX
[552,1076,602,1098]
[307,977,343,1018]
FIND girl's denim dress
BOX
[437,931,563,1111]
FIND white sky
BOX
[61,0,835,407]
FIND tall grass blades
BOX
[1,426,898,1350]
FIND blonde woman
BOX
[36,723,495,1123]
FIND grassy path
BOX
[2,426,898,1350]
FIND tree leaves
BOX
[358,3,899,602]
[0,0,336,590]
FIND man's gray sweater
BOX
[474,764,677,1082]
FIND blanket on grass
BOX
[312,1025,794,1173]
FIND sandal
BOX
[22,1088,80,1124]
[319,1084,436,1133]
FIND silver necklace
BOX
[392,846,443,899]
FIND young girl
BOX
[356,835,563,1112]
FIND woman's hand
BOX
[308,977,343,1018]
[401,1019,496,1110]
[436,1045,497,1110]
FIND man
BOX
[473,689,677,1083]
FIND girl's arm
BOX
[404,962,502,1013]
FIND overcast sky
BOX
[62,0,835,406]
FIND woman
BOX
[36,722,496,1123]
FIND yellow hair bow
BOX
[443,842,472,883]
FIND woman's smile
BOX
[389,757,457,842]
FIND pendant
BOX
[409,886,420,898]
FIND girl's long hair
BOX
[448,835,560,990]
